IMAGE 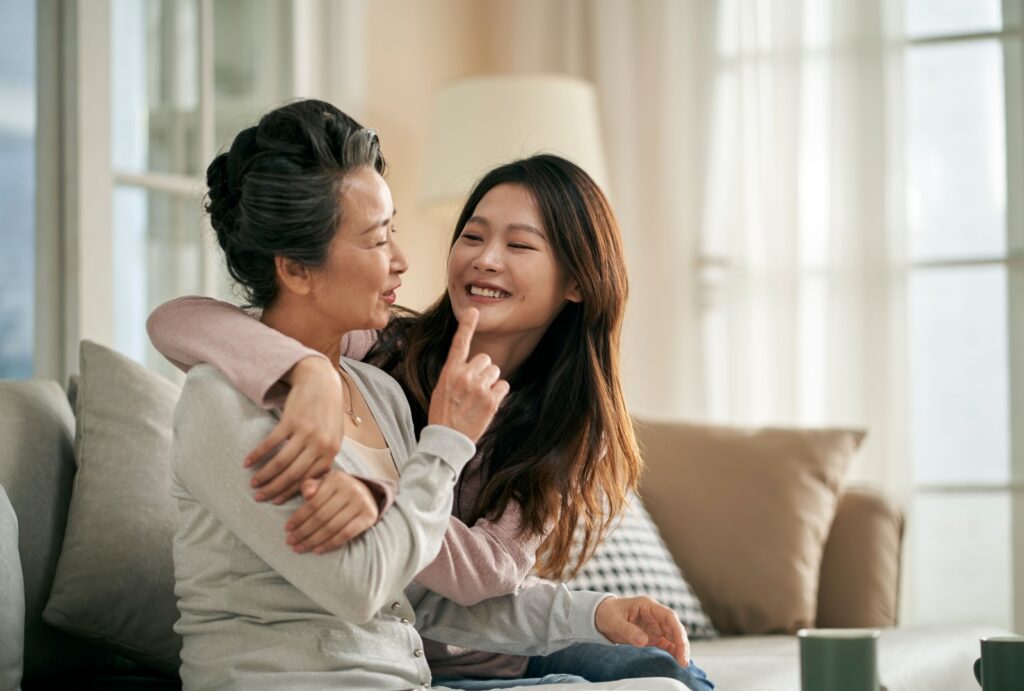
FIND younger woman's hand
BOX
[427,309,510,442]
[246,356,344,504]
[595,595,690,666]
[284,470,379,554]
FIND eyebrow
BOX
[465,215,547,241]
[360,209,397,235]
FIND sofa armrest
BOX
[816,487,904,628]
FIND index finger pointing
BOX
[446,308,479,365]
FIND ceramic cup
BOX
[798,628,881,691]
[973,636,1024,690]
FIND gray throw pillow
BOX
[42,341,183,674]
[566,492,718,640]
[0,485,24,691]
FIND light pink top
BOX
[147,296,547,679]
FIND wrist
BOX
[285,354,336,385]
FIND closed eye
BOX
[461,232,483,242]
[509,243,536,250]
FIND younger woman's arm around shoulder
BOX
[149,296,388,504]
[172,364,476,624]
[147,295,327,408]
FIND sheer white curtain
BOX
[489,0,909,494]
[688,0,909,496]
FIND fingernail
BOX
[254,493,265,501]
[273,497,283,505]
[313,547,324,555]
[293,545,305,554]
[250,479,259,487]
[243,459,252,467]
[285,536,295,545]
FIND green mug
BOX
[798,628,881,691]
[973,636,1024,690]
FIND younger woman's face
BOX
[310,166,407,332]
[447,183,580,340]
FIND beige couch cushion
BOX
[636,420,864,634]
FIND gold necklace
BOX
[338,369,362,426]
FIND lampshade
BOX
[421,74,610,206]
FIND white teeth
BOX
[469,285,509,299]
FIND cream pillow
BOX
[43,341,182,673]
[636,420,864,635]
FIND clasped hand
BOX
[242,308,508,554]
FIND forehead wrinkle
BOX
[359,208,396,235]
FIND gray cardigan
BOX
[170,360,610,691]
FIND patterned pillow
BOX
[565,492,718,640]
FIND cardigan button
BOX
[391,602,401,610]
[413,648,424,657]
[401,617,410,624]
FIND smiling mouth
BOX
[467,285,511,299]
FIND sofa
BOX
[0,342,1011,691]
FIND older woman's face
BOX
[309,166,407,332]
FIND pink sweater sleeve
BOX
[147,296,382,408]
[414,502,547,607]
[147,296,327,409]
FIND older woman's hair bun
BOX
[203,100,385,308]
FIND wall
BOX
[362,0,494,310]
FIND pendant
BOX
[351,413,362,426]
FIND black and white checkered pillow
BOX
[565,492,718,640]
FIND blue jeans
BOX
[435,643,714,690]
[527,643,714,691]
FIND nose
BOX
[391,239,409,275]
[472,241,503,273]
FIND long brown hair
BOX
[369,154,641,579]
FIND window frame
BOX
[901,14,1024,633]
[35,0,367,382]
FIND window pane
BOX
[909,266,1009,485]
[113,186,205,383]
[906,41,1006,261]
[112,0,201,176]
[0,0,35,378]
[903,492,1012,629]
[213,0,293,150]
[904,0,1004,39]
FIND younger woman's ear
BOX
[275,256,313,296]
[565,281,583,304]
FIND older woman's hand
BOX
[245,356,344,504]
[427,309,510,442]
[284,470,379,554]
[595,595,691,667]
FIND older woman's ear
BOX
[275,255,314,296]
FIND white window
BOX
[899,0,1023,631]
[40,0,362,382]
[698,0,1023,632]
[110,0,295,381]
[0,0,36,378]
